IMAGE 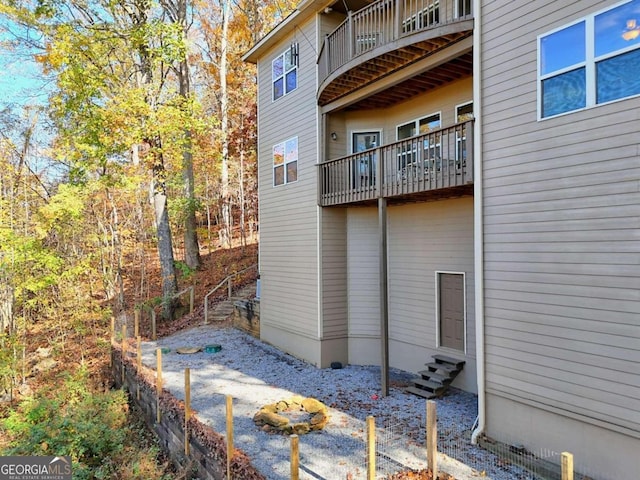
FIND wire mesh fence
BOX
[307,405,598,480]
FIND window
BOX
[539,0,640,118]
[397,113,441,141]
[351,131,380,188]
[273,137,298,186]
[455,102,473,165]
[272,44,298,101]
[457,0,471,17]
[397,113,441,174]
[456,102,473,123]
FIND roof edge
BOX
[242,0,333,63]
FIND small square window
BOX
[273,137,298,186]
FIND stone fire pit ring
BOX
[253,396,329,435]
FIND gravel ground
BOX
[141,325,528,480]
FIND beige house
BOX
[243,0,640,478]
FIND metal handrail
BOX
[203,264,258,324]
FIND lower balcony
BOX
[318,120,473,207]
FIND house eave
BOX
[242,0,335,63]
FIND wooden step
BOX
[412,378,447,394]
[405,386,437,399]
[425,362,460,373]
[432,354,466,368]
[417,370,451,384]
[408,354,466,399]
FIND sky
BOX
[0,21,50,110]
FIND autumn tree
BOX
[160,0,202,269]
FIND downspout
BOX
[471,0,485,445]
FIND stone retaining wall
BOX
[111,347,264,480]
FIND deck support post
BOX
[379,196,389,396]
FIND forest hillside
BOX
[0,0,289,476]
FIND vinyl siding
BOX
[388,199,475,356]
[319,10,351,345]
[320,208,348,339]
[347,199,476,390]
[257,15,320,343]
[481,0,640,455]
[342,77,473,147]
[347,207,380,337]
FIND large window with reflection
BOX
[539,0,640,119]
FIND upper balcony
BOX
[317,0,473,107]
[318,120,474,207]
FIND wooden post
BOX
[156,348,162,423]
[136,336,142,400]
[151,309,157,341]
[226,395,233,479]
[189,287,194,314]
[134,309,140,337]
[290,434,299,480]
[121,324,126,385]
[184,368,191,455]
[227,277,232,298]
[427,400,437,479]
[379,196,389,396]
[561,452,573,480]
[110,317,115,368]
[136,336,142,370]
[367,416,375,480]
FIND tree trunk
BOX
[180,76,201,268]
[219,0,232,249]
[151,141,179,320]
[131,0,179,319]
[173,0,201,269]
[0,281,13,334]
[239,145,247,249]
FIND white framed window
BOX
[351,130,381,188]
[396,112,441,140]
[538,0,640,119]
[455,102,473,165]
[272,44,298,101]
[273,137,298,186]
[456,0,471,18]
[396,113,441,172]
[455,102,473,123]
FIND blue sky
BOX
[0,23,50,110]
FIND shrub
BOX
[2,370,128,479]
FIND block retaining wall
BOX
[111,346,265,480]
